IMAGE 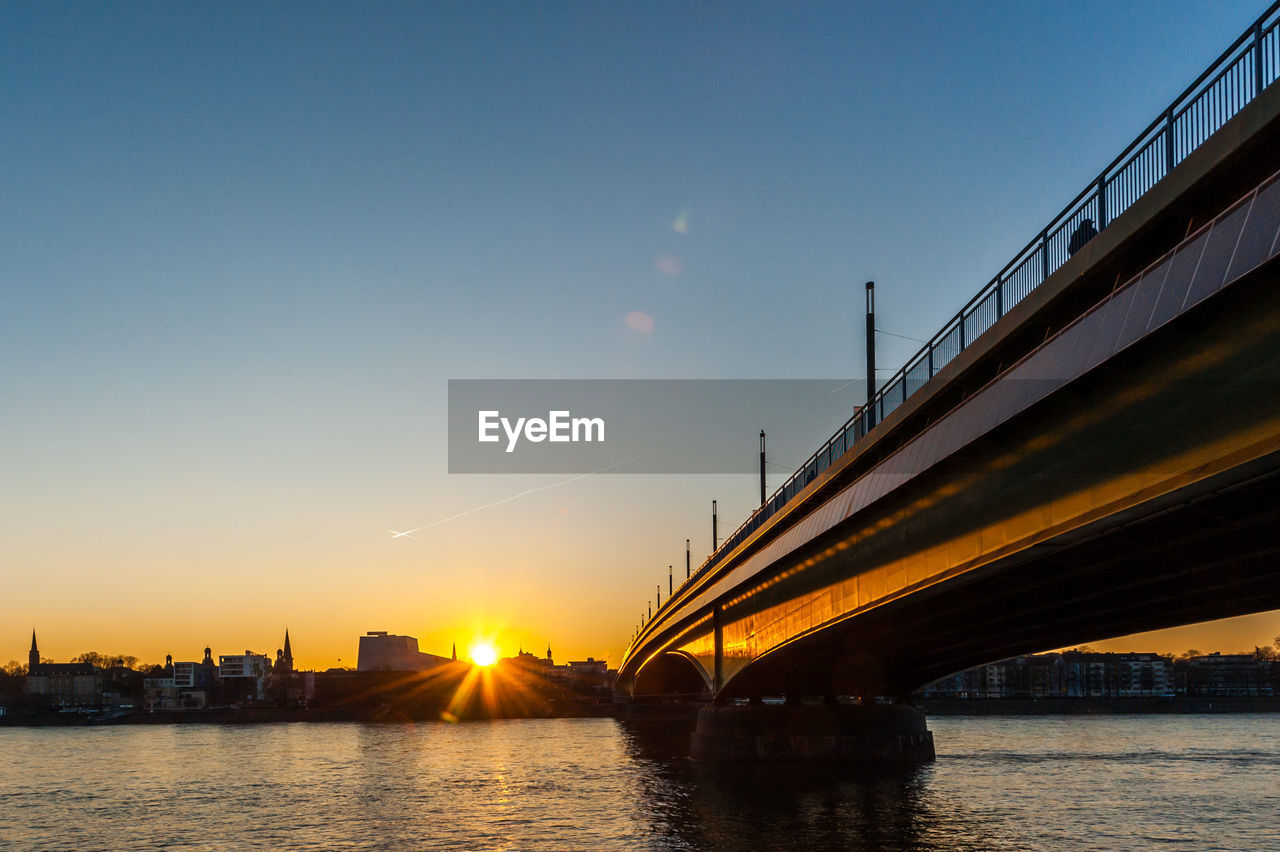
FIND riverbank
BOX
[0,701,623,727]
[919,696,1280,715]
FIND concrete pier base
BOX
[623,700,706,726]
[689,702,935,762]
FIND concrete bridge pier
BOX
[689,701,935,763]
[622,698,706,726]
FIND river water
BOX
[2,714,1278,850]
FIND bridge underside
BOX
[632,650,711,697]
[622,70,1280,699]
[629,236,1280,700]
[724,252,1280,698]
[730,454,1280,698]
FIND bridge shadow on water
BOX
[618,721,1003,851]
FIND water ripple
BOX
[0,715,1278,850]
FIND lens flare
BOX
[672,206,691,234]
[469,642,498,667]
[654,254,682,276]
[625,311,655,334]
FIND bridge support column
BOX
[690,702,935,763]
[712,606,723,694]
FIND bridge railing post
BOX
[1165,106,1176,174]
[1097,174,1108,230]
[1255,21,1265,98]
[1040,231,1049,284]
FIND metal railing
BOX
[632,0,1280,650]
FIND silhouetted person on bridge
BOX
[1069,218,1098,256]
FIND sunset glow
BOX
[469,642,498,667]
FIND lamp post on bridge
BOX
[712,500,718,550]
[760,430,767,507]
[866,281,877,428]
[686,539,691,579]
[668,565,672,597]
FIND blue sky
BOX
[2,1,1274,666]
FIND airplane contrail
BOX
[389,449,663,537]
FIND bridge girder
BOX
[623,178,1280,699]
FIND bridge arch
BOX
[631,650,713,698]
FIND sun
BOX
[469,642,498,667]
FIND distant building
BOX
[170,648,220,708]
[219,652,271,679]
[143,654,179,708]
[505,650,615,698]
[171,647,220,704]
[24,631,105,708]
[507,647,554,669]
[143,674,177,709]
[273,629,295,674]
[172,662,197,689]
[26,665,103,707]
[1053,651,1173,698]
[562,658,613,695]
[357,631,452,672]
[567,658,608,677]
[219,651,272,701]
[1185,653,1274,696]
[921,651,1175,699]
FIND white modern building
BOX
[219,652,271,700]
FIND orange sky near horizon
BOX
[11,589,1280,674]
[12,612,1280,674]
[8,464,1279,676]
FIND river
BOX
[2,714,1278,850]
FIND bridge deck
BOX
[623,7,1280,696]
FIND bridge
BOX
[618,3,1280,760]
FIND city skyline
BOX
[4,1,1279,670]
[11,611,1280,674]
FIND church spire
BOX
[29,629,39,674]
[451,642,457,661]
[281,628,294,672]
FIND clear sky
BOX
[4,0,1277,670]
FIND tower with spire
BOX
[29,629,40,675]
[274,629,294,674]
